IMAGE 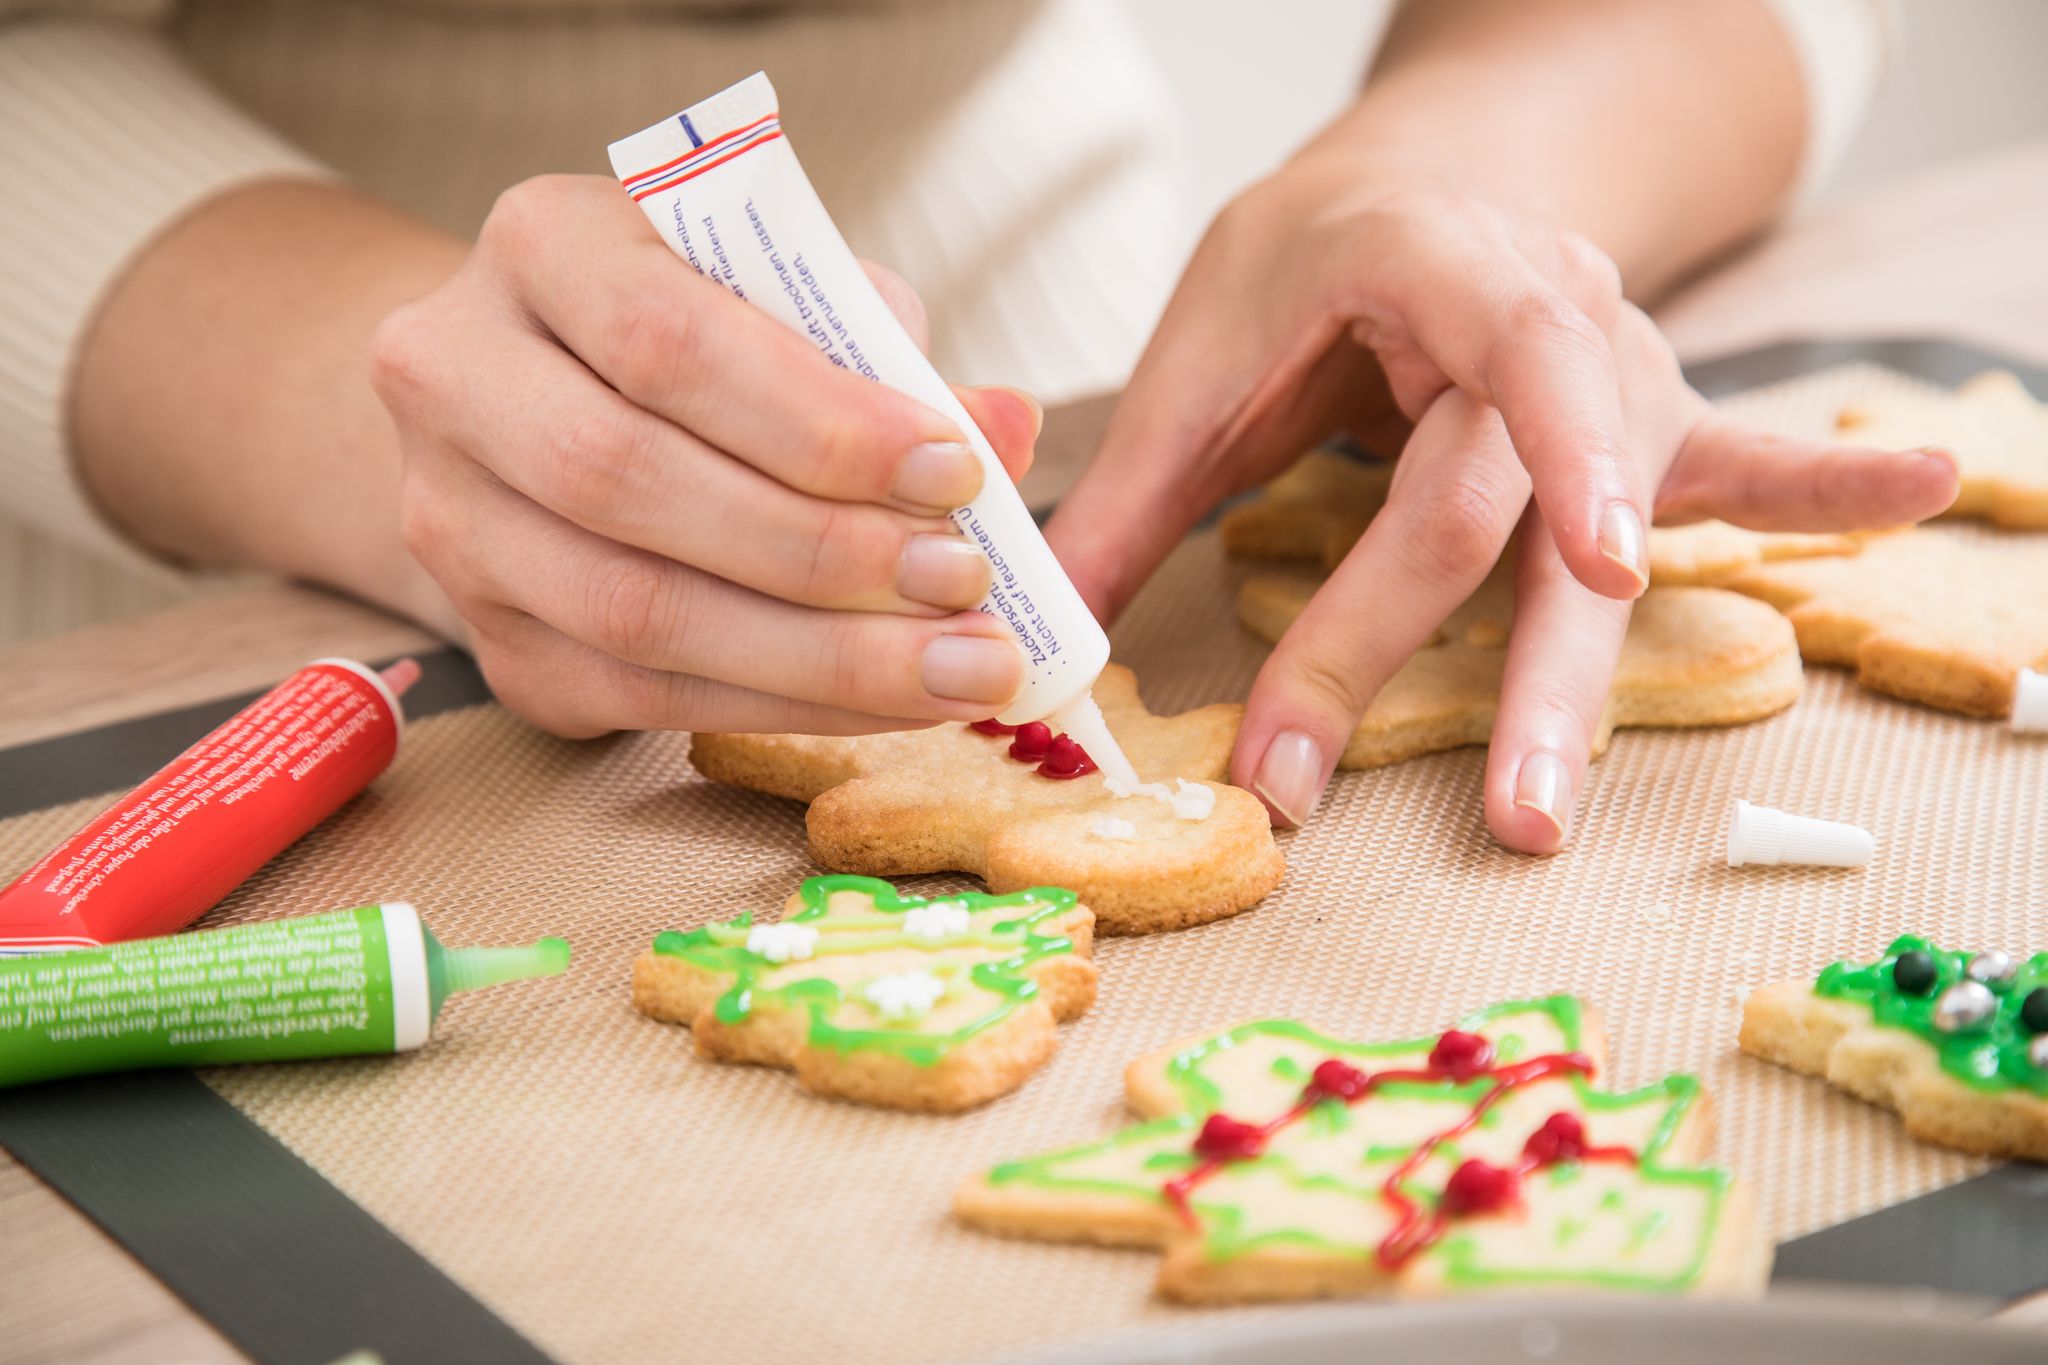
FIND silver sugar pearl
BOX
[1932,981,1997,1033]
[2031,1035,2048,1071]
[1966,950,2018,987]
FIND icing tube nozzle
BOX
[426,930,571,1019]
[2012,668,2048,733]
[1726,798,1874,869]
[1052,694,1143,790]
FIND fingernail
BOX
[897,534,990,608]
[921,634,1023,705]
[1250,729,1325,828]
[1513,751,1573,843]
[892,441,982,512]
[1597,503,1648,592]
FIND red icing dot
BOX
[1428,1029,1495,1081]
[970,719,1017,736]
[1309,1058,1372,1101]
[1036,735,1096,779]
[1007,721,1053,761]
[1191,1113,1266,1162]
[1522,1111,1587,1166]
[1438,1158,1519,1217]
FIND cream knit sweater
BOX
[0,0,1891,644]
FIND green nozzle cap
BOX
[439,936,572,996]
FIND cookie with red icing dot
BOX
[957,995,1765,1304]
[690,664,1284,935]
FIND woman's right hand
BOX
[370,174,1037,738]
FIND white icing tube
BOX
[607,73,1140,789]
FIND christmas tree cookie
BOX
[1723,528,2048,718]
[956,997,1765,1303]
[689,665,1284,935]
[633,875,1096,1112]
[1741,935,2048,1159]
[1237,564,1802,770]
[1219,449,1862,586]
[1835,370,2048,528]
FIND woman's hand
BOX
[1047,163,1960,850]
[370,174,1040,738]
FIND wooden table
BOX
[4,139,2047,1364]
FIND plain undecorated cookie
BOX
[1739,936,2048,1160]
[690,666,1284,935]
[1238,566,1803,769]
[956,996,1766,1303]
[1723,526,2048,717]
[1836,371,2048,528]
[633,876,1097,1112]
[1219,449,1862,586]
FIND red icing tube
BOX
[0,658,409,955]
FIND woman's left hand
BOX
[1045,157,1959,850]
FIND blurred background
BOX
[1123,0,2048,227]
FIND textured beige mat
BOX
[3,364,2046,1364]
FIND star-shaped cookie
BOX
[1723,527,2048,717]
[633,875,1096,1111]
[1238,566,1803,769]
[689,666,1285,935]
[1836,371,2048,528]
[955,996,1764,1303]
[1219,450,1861,586]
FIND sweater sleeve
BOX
[0,12,332,579]
[1758,0,1901,203]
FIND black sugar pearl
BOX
[2022,988,2048,1035]
[1891,951,1938,996]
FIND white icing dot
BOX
[900,903,972,941]
[1103,775,1213,822]
[861,970,947,1021]
[1091,817,1138,841]
[1168,779,1216,821]
[745,922,819,964]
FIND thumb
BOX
[860,259,930,354]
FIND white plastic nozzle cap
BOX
[1726,798,1874,868]
[2013,668,2048,734]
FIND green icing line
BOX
[1812,934,2048,1097]
[1160,996,1588,1114]
[648,875,1078,1066]
[980,996,1731,1293]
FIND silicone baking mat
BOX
[3,342,2047,1365]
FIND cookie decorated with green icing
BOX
[955,997,1765,1303]
[632,875,1096,1112]
[1741,935,2048,1158]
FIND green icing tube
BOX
[0,903,568,1089]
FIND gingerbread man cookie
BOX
[689,666,1284,935]
[956,996,1764,1303]
[633,875,1096,1111]
[1219,449,1860,586]
[1836,371,2048,528]
[1238,566,1802,770]
[1741,935,2048,1160]
[1723,526,2048,717]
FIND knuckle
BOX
[1554,232,1622,308]
[607,289,699,401]
[1403,475,1514,579]
[542,405,651,523]
[805,404,896,499]
[367,302,439,407]
[797,504,901,605]
[1287,649,1375,726]
[585,555,686,663]
[482,175,564,255]
[396,477,448,563]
